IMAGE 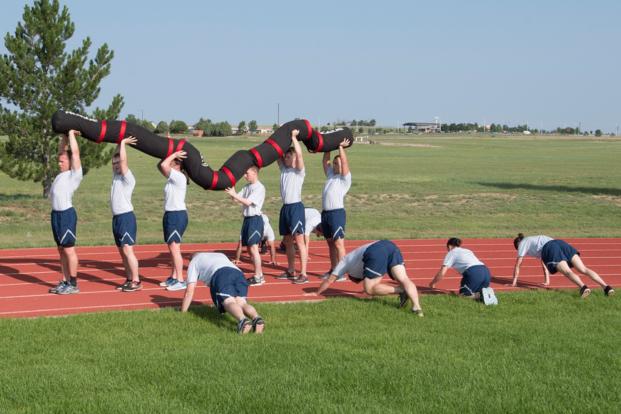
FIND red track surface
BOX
[1,238,620,318]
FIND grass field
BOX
[0,293,619,413]
[1,134,620,413]
[0,134,620,248]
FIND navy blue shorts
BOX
[51,207,77,247]
[209,267,249,314]
[321,209,346,240]
[163,210,188,244]
[279,202,305,236]
[112,211,137,247]
[241,215,264,247]
[362,240,404,279]
[541,239,579,274]
[460,265,491,296]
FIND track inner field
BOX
[1,238,619,317]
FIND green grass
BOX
[0,292,619,413]
[0,135,620,247]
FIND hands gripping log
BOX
[51,110,353,190]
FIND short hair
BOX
[513,233,525,250]
[247,165,259,174]
[285,147,296,156]
[446,237,462,248]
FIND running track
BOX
[1,238,619,318]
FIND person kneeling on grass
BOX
[512,233,614,298]
[429,237,497,305]
[181,252,265,334]
[315,240,424,316]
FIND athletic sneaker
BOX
[247,275,265,286]
[398,291,409,308]
[57,284,79,295]
[122,281,142,292]
[481,287,498,305]
[320,271,332,280]
[259,240,268,254]
[412,308,424,317]
[252,316,265,334]
[116,279,132,291]
[293,275,309,284]
[159,277,176,287]
[276,242,286,253]
[237,317,252,334]
[335,275,347,282]
[166,280,187,291]
[579,285,591,298]
[604,285,615,297]
[276,270,296,280]
[49,281,67,294]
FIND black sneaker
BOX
[277,242,286,253]
[398,290,409,308]
[246,275,265,286]
[276,270,296,280]
[579,285,591,298]
[259,240,268,254]
[604,285,615,297]
[122,281,142,292]
[116,279,132,291]
[237,317,251,334]
[252,316,265,333]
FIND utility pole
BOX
[277,103,280,126]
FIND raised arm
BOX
[117,136,137,176]
[291,130,304,170]
[429,266,449,289]
[224,187,254,207]
[338,138,351,176]
[67,130,81,171]
[181,282,197,312]
[322,151,331,176]
[158,150,187,178]
[540,261,550,286]
[512,257,524,287]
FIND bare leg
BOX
[57,246,68,281]
[556,261,586,288]
[123,245,140,282]
[390,265,422,310]
[294,233,308,275]
[64,246,79,279]
[247,244,263,276]
[168,241,184,282]
[327,239,337,270]
[363,277,400,296]
[238,298,263,334]
[117,247,130,280]
[571,255,609,288]
[284,235,295,274]
[223,298,252,334]
[333,237,346,265]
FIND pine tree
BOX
[0,0,124,196]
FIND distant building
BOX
[402,122,441,133]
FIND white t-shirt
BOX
[262,214,275,242]
[240,181,265,217]
[49,167,83,211]
[322,167,351,211]
[164,168,187,212]
[304,208,321,236]
[332,242,375,280]
[279,164,305,204]
[186,252,239,285]
[110,170,136,216]
[443,247,484,274]
[517,235,554,258]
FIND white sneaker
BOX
[247,275,265,286]
[481,287,498,305]
[166,280,187,291]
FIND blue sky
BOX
[1,0,620,131]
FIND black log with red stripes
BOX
[51,111,352,190]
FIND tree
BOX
[248,120,257,133]
[0,0,124,196]
[154,121,168,134]
[595,129,602,137]
[272,123,279,132]
[169,120,187,134]
[237,121,246,135]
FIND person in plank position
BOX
[512,233,614,298]
[315,240,424,316]
[429,237,497,304]
[181,252,265,334]
[49,130,83,295]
